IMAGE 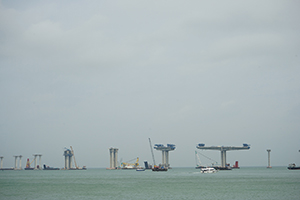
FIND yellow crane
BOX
[70,146,79,169]
[30,158,35,165]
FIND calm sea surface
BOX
[1,167,299,200]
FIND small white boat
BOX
[201,167,218,173]
[136,167,145,171]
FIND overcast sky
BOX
[1,0,300,168]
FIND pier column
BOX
[113,149,118,168]
[65,154,68,169]
[0,156,3,169]
[109,148,113,168]
[19,155,22,170]
[161,151,165,167]
[165,151,169,167]
[267,149,272,168]
[33,155,38,169]
[109,149,112,168]
[221,150,227,168]
[38,155,42,169]
[14,156,18,169]
[108,148,118,169]
[66,155,69,169]
[69,155,72,169]
[111,149,115,168]
[64,149,72,169]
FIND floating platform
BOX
[152,168,167,171]
[43,164,60,170]
[24,168,34,170]
[0,168,14,170]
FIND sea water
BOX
[1,167,299,200]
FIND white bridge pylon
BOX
[196,143,250,168]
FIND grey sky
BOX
[1,0,299,168]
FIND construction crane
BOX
[148,138,156,167]
[25,158,35,168]
[30,158,35,165]
[70,146,79,169]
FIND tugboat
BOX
[287,163,300,170]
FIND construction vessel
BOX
[232,161,240,169]
[121,157,139,169]
[24,158,34,170]
[196,143,250,170]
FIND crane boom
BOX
[148,138,156,166]
[70,146,78,169]
[30,157,35,165]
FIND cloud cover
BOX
[1,0,300,168]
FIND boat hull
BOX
[0,168,14,170]
[287,164,300,170]
[288,167,300,170]
[201,167,218,173]
[152,168,167,171]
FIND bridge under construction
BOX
[196,143,250,169]
[154,143,176,168]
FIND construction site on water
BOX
[0,146,86,170]
[1,141,253,171]
[107,138,176,172]
[106,140,251,171]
